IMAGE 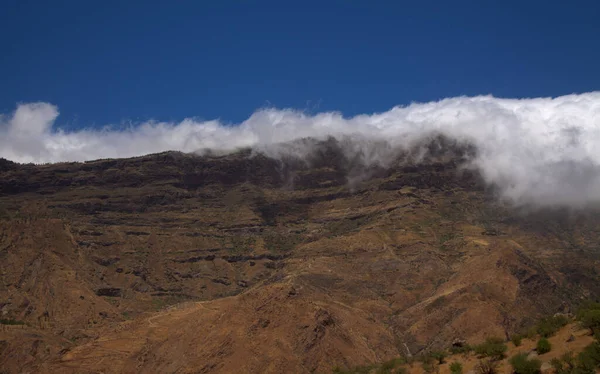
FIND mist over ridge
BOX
[2,92,600,207]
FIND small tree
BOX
[579,310,600,338]
[450,343,472,355]
[536,315,569,338]
[536,337,551,354]
[450,361,463,374]
[510,353,542,374]
[550,352,575,374]
[474,337,507,360]
[576,302,600,320]
[576,342,600,373]
[430,351,447,364]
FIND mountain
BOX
[1,137,599,373]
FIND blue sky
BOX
[1,0,599,128]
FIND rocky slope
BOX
[340,321,598,374]
[1,138,600,373]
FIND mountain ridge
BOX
[1,138,599,373]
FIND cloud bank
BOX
[2,93,600,207]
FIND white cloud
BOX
[2,93,600,207]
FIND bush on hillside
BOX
[0,318,25,325]
[550,352,576,374]
[579,310,600,338]
[449,343,472,355]
[536,337,552,354]
[376,358,404,374]
[474,337,507,360]
[576,302,600,321]
[450,361,463,374]
[544,343,600,374]
[511,335,523,347]
[536,315,569,338]
[510,353,542,374]
[577,342,600,373]
[430,351,447,364]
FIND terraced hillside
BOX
[1,138,600,373]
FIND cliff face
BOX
[1,139,599,373]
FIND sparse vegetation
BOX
[376,358,401,374]
[253,195,279,226]
[330,303,600,374]
[331,364,378,374]
[511,334,523,347]
[438,231,465,250]
[473,337,507,360]
[475,359,498,374]
[430,350,447,364]
[0,318,25,325]
[509,353,542,374]
[450,361,463,374]
[535,315,570,338]
[426,296,447,312]
[449,343,472,355]
[263,231,300,252]
[331,358,406,374]
[229,234,255,254]
[576,342,600,373]
[550,352,576,374]
[543,342,600,374]
[536,337,551,354]
[326,216,371,237]
[150,295,190,311]
[577,302,600,338]
[420,354,435,373]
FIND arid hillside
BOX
[1,138,600,373]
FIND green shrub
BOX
[546,344,600,374]
[509,353,542,374]
[536,315,569,338]
[450,344,472,355]
[430,351,447,364]
[474,337,507,360]
[0,318,25,325]
[579,310,600,338]
[450,361,463,374]
[576,342,600,373]
[577,301,600,339]
[536,337,552,354]
[511,335,523,347]
[550,352,575,374]
[576,302,600,321]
